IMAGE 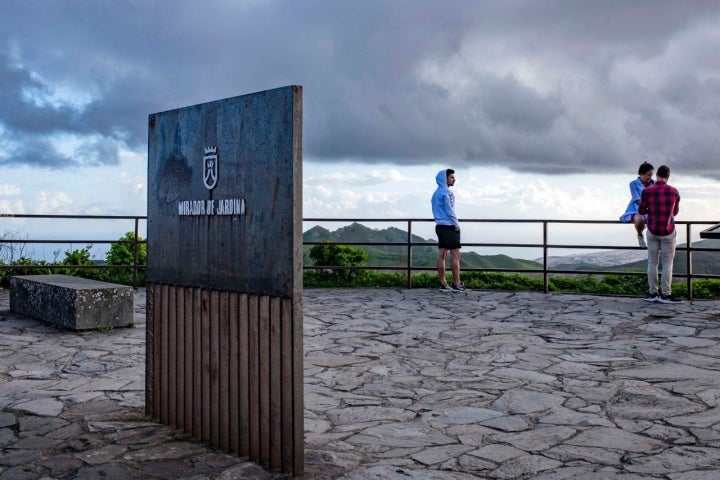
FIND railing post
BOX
[133,217,140,289]
[407,220,412,289]
[543,221,549,294]
[686,223,692,301]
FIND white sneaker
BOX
[638,235,647,248]
[643,293,659,302]
[659,294,682,304]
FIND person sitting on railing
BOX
[619,161,654,248]
[431,168,465,292]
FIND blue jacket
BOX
[431,169,458,228]
[619,177,654,222]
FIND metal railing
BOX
[0,214,147,288]
[2,215,718,299]
[304,218,720,300]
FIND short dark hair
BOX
[446,168,455,177]
[638,162,654,175]
[657,165,670,178]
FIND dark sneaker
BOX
[438,283,453,292]
[451,283,466,292]
[659,294,682,304]
[643,293,659,303]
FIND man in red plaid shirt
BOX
[639,165,681,303]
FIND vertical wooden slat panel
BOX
[238,293,250,457]
[201,288,211,441]
[269,296,282,470]
[259,295,270,465]
[292,295,304,475]
[193,287,202,438]
[280,297,293,471]
[248,294,260,460]
[168,286,177,428]
[176,286,185,431]
[148,285,301,474]
[145,284,155,418]
[160,284,169,425]
[210,290,221,448]
[184,287,194,434]
[219,291,230,450]
[228,292,239,454]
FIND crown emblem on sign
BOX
[203,146,219,190]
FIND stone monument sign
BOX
[146,86,303,474]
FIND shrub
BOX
[467,272,544,291]
[61,246,95,277]
[100,232,147,286]
[304,269,407,288]
[106,232,147,266]
[308,242,369,282]
[691,279,720,299]
[0,257,53,287]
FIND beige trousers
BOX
[646,229,677,296]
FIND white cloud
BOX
[0,184,20,196]
[302,161,719,251]
[0,199,23,214]
[35,190,75,213]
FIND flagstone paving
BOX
[1,287,720,479]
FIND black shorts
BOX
[436,225,461,250]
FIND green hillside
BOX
[303,222,542,270]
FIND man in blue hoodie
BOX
[431,169,465,291]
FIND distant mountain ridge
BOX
[540,239,720,274]
[539,250,648,269]
[602,238,720,275]
[303,222,541,270]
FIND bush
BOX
[412,271,545,291]
[61,246,95,277]
[467,272,544,291]
[690,279,720,299]
[304,269,407,288]
[308,242,369,282]
[408,272,440,289]
[100,232,147,286]
[0,257,53,287]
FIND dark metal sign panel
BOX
[147,86,303,297]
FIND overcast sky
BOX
[1,1,718,235]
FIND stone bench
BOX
[10,274,133,330]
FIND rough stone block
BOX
[9,274,133,330]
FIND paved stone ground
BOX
[1,288,720,479]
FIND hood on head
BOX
[436,169,447,187]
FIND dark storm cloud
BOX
[1,0,719,177]
[0,51,76,133]
[2,137,69,168]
